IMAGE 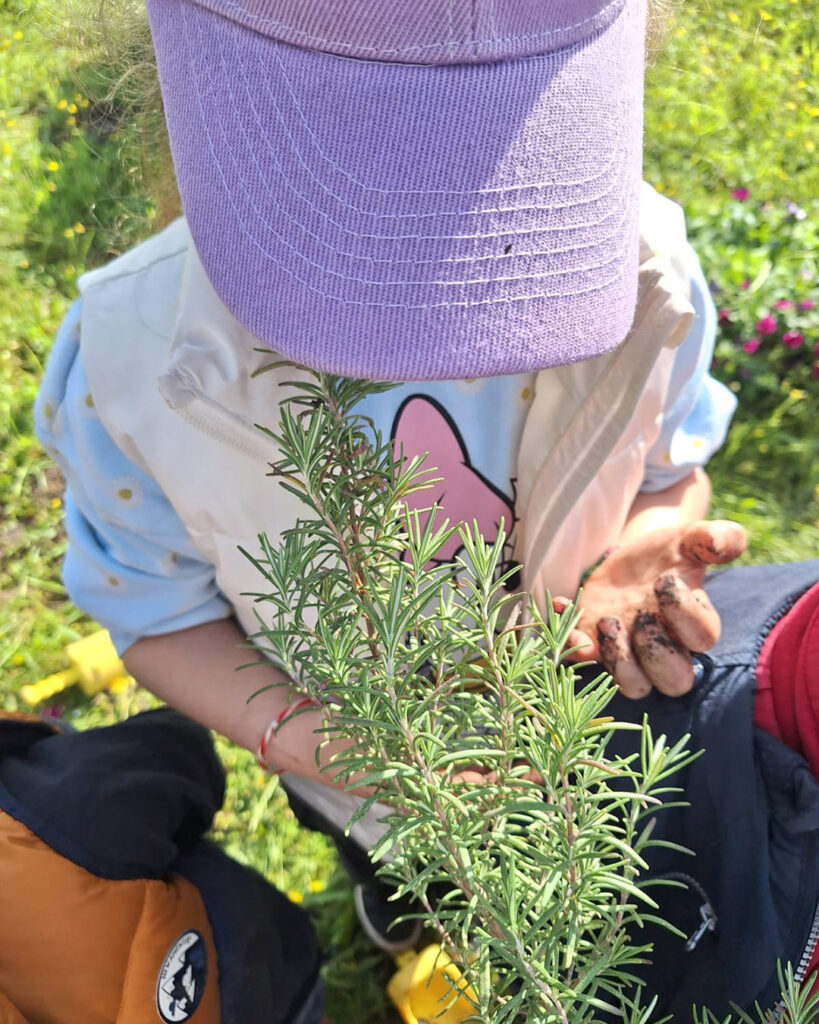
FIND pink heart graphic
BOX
[392,396,515,565]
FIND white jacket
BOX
[75,184,697,843]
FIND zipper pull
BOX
[685,901,717,952]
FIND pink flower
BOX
[774,300,794,310]
[742,338,761,354]
[740,278,752,291]
[718,308,732,325]
[40,705,65,720]
[798,300,815,311]
[782,331,804,349]
[756,315,778,336]
[732,188,750,201]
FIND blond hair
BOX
[75,0,679,230]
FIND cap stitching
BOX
[263,22,624,202]
[217,19,630,244]
[182,3,637,309]
[209,55,632,281]
[197,0,624,58]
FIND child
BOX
[35,0,744,948]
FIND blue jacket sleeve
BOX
[35,300,232,655]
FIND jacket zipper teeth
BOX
[768,899,819,1023]
[176,396,273,464]
[794,898,819,986]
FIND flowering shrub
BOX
[686,194,818,414]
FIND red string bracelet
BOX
[256,696,319,773]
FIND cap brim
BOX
[147,0,645,380]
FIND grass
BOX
[0,1,816,1021]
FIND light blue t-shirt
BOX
[35,257,735,655]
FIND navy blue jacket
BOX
[598,561,819,1018]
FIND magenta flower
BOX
[782,331,804,349]
[40,705,65,720]
[798,300,815,311]
[740,278,752,291]
[742,338,761,354]
[756,315,778,336]
[718,308,732,325]
[774,300,794,310]
[732,188,750,201]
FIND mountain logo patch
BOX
[156,929,207,1022]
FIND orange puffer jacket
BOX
[0,709,321,1024]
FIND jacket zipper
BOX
[794,898,819,987]
[767,897,819,1022]
[652,871,718,952]
[168,389,275,466]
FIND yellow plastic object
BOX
[20,630,131,705]
[388,945,478,1024]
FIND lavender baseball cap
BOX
[146,0,647,381]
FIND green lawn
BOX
[0,2,817,1021]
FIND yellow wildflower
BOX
[46,181,57,192]
[66,116,76,127]
[309,880,325,894]
[57,99,68,110]
[6,118,16,128]
[807,107,819,118]
[759,9,771,19]
[63,228,74,239]
[12,654,24,666]
[806,139,816,153]
[73,93,82,103]
[2,143,10,156]
[13,30,23,40]
[50,497,62,509]
[73,222,86,234]
[790,389,806,401]
[728,10,740,22]
[68,102,77,115]
[47,160,59,172]
[287,890,304,904]
[1,39,10,51]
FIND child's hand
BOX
[558,520,747,699]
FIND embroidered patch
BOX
[156,930,207,1022]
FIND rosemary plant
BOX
[241,368,699,1024]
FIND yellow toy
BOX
[388,944,478,1024]
[20,630,132,705]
